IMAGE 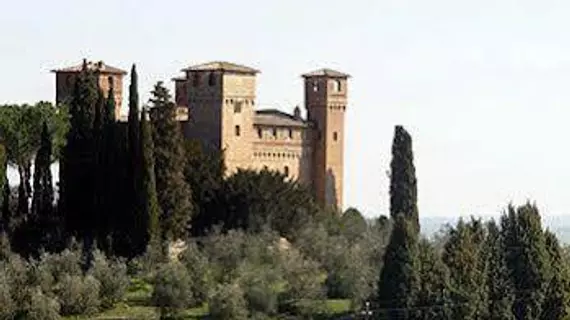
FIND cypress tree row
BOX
[149,81,193,242]
[389,125,419,231]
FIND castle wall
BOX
[251,126,313,185]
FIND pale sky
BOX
[2,0,570,218]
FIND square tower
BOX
[51,60,127,120]
[182,61,259,174]
[303,68,350,211]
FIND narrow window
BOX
[333,131,338,141]
[312,80,318,92]
[257,128,262,138]
[235,125,241,136]
[272,128,277,138]
[284,166,290,177]
[288,128,293,139]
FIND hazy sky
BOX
[2,0,570,218]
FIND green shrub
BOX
[23,288,61,320]
[0,273,16,320]
[151,262,194,318]
[57,274,101,316]
[88,249,129,309]
[179,241,212,305]
[41,249,82,283]
[209,283,249,320]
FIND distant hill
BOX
[419,215,570,244]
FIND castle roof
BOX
[254,109,311,128]
[182,61,259,74]
[301,68,350,78]
[51,60,127,75]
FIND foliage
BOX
[140,107,161,249]
[389,125,419,230]
[57,274,101,316]
[377,214,420,319]
[149,81,193,242]
[151,261,195,318]
[88,249,129,309]
[23,288,61,320]
[209,283,249,320]
[442,217,488,319]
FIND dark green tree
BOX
[540,230,568,320]
[442,217,488,320]
[29,122,57,250]
[149,81,192,242]
[127,65,142,250]
[202,168,319,238]
[389,125,419,231]
[183,140,225,236]
[415,238,452,320]
[60,60,99,244]
[377,214,420,320]
[485,220,515,320]
[502,203,549,320]
[139,107,160,249]
[340,207,368,243]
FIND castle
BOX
[52,60,349,210]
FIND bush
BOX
[151,262,194,318]
[0,273,16,320]
[88,249,129,309]
[41,249,83,283]
[1,254,29,309]
[23,288,61,320]
[57,274,101,316]
[209,283,249,320]
[178,240,212,305]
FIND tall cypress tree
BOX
[128,64,140,153]
[389,125,419,231]
[139,107,160,249]
[61,60,99,243]
[149,81,192,242]
[377,214,420,319]
[31,122,54,222]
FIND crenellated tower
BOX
[182,61,259,174]
[303,68,350,211]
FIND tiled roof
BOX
[182,61,259,74]
[254,109,310,128]
[51,60,127,75]
[301,68,350,78]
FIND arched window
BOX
[284,166,290,177]
[235,125,241,136]
[333,131,338,141]
[272,128,278,138]
[288,128,293,139]
[257,128,263,138]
